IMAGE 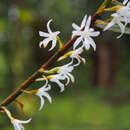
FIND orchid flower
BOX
[58,47,85,67]
[70,48,86,66]
[104,0,130,38]
[36,79,52,110]
[72,15,100,51]
[57,61,75,85]
[39,19,60,51]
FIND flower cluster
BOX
[36,14,100,110]
[2,1,130,130]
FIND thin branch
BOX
[0,0,112,110]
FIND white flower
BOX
[39,19,60,51]
[58,47,85,66]
[57,61,75,85]
[50,74,66,92]
[104,13,125,38]
[104,0,130,38]
[70,48,86,66]
[36,79,52,110]
[2,107,31,130]
[72,15,100,51]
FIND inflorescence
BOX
[1,0,130,130]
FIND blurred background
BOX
[0,0,130,130]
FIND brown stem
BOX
[0,0,112,110]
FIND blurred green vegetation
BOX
[0,0,130,130]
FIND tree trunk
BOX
[93,40,119,88]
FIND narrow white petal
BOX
[41,84,51,92]
[39,96,45,110]
[44,84,51,91]
[55,31,60,35]
[44,78,49,87]
[42,38,51,47]
[73,47,83,55]
[123,0,128,5]
[81,15,87,28]
[90,31,100,37]
[127,2,130,7]
[81,57,86,64]
[103,20,115,31]
[73,37,82,50]
[57,74,66,80]
[72,30,81,37]
[39,38,51,48]
[72,23,80,30]
[61,63,73,72]
[17,118,32,124]
[48,39,57,51]
[84,44,90,50]
[39,31,49,37]
[39,41,43,48]
[67,73,75,83]
[42,92,52,104]
[50,78,65,92]
[117,21,125,38]
[47,19,53,33]
[65,75,70,85]
[73,58,81,67]
[88,37,96,51]
[83,38,90,50]
[85,16,91,30]
[68,59,74,67]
